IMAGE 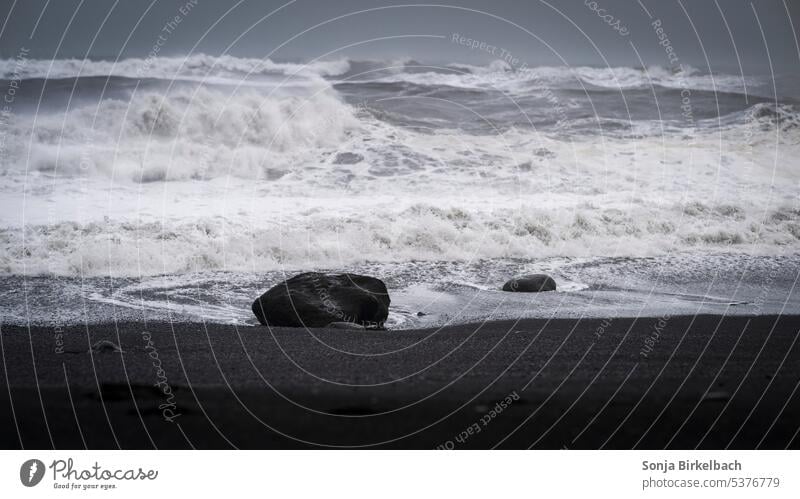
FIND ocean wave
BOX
[3,98,798,277]
[338,62,760,95]
[1,53,351,82]
[6,55,762,95]
[1,84,797,187]
[3,201,798,277]
[2,55,798,284]
[744,103,800,131]
[1,85,361,181]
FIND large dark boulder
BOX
[502,274,556,292]
[252,272,390,328]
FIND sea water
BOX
[1,55,798,328]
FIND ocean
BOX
[1,54,799,328]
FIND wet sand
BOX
[1,315,798,449]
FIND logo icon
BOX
[20,459,45,487]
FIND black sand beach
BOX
[1,315,798,449]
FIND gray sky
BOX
[1,0,798,73]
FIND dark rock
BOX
[252,272,390,328]
[502,274,557,292]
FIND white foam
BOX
[350,63,760,95]
[1,85,360,181]
[1,54,351,82]
[3,173,799,277]
[2,59,798,278]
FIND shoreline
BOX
[3,251,799,329]
[1,314,799,449]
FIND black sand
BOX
[1,315,798,449]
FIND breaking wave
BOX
[1,55,798,278]
[1,53,351,82]
[1,86,360,181]
[4,201,800,277]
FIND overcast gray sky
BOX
[1,0,798,73]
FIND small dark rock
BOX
[502,274,557,292]
[252,272,390,328]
